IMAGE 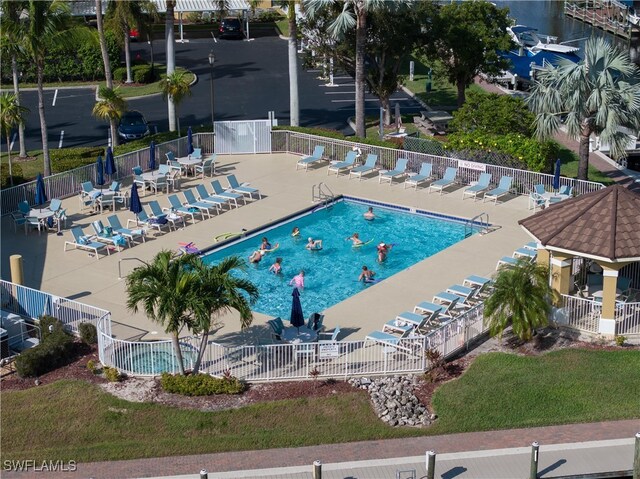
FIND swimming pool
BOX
[202,199,473,318]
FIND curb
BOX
[94,71,199,102]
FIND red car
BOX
[129,28,139,41]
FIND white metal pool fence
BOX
[2,127,605,215]
[560,294,640,336]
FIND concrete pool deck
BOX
[1,153,533,343]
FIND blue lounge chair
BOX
[149,200,184,230]
[428,167,458,195]
[64,226,109,259]
[164,195,200,224]
[462,173,492,200]
[513,247,536,260]
[379,158,408,185]
[382,310,438,335]
[296,145,325,171]
[349,154,378,181]
[365,329,414,352]
[210,180,243,207]
[462,275,493,298]
[496,256,519,269]
[195,184,230,209]
[183,189,219,218]
[327,150,357,176]
[107,215,146,244]
[227,174,261,199]
[91,219,128,250]
[404,162,434,190]
[126,208,169,233]
[523,241,538,251]
[483,176,514,204]
[412,301,443,316]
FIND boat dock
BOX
[564,0,640,40]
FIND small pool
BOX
[116,342,196,375]
[203,199,473,318]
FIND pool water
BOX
[203,200,470,319]
[116,343,196,375]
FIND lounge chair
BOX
[210,180,243,207]
[483,176,514,204]
[327,150,357,176]
[365,329,414,352]
[496,256,519,269]
[445,284,480,308]
[91,220,128,250]
[64,226,109,259]
[107,215,146,245]
[432,291,464,314]
[349,154,378,181]
[428,167,458,195]
[296,145,325,171]
[462,173,492,200]
[513,247,536,260]
[182,189,219,218]
[149,200,184,230]
[227,174,261,199]
[523,241,538,251]
[462,275,493,298]
[165,194,201,223]
[126,208,169,234]
[413,301,443,317]
[382,311,435,335]
[195,184,230,210]
[379,158,408,185]
[404,162,434,190]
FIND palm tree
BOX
[0,1,28,159]
[281,1,300,126]
[0,93,29,186]
[527,38,640,180]
[484,259,555,342]
[305,0,391,138]
[21,0,94,176]
[92,86,127,145]
[126,251,200,375]
[165,0,176,131]
[95,0,113,90]
[188,256,259,374]
[160,70,192,135]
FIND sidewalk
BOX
[7,419,638,478]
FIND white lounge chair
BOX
[349,154,378,181]
[404,162,434,190]
[428,167,458,195]
[483,176,514,204]
[296,145,325,171]
[379,158,408,185]
[462,173,492,200]
[328,151,357,176]
[64,226,110,259]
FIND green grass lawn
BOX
[2,349,638,463]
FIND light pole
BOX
[208,50,215,135]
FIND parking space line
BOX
[52,89,58,107]
[58,131,64,148]
[331,98,412,103]
[325,91,355,95]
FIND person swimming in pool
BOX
[260,236,272,251]
[306,237,323,250]
[358,265,375,282]
[347,232,364,246]
[269,257,283,275]
[291,226,300,237]
[249,249,265,264]
[364,206,375,221]
[377,242,392,262]
[289,270,305,289]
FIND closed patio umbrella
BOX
[553,158,561,192]
[290,287,305,333]
[96,155,104,186]
[129,183,142,225]
[34,173,47,206]
[187,126,194,155]
[105,146,117,180]
[148,141,156,170]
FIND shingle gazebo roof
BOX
[519,185,640,262]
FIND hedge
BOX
[78,322,98,345]
[51,147,105,174]
[15,323,75,378]
[0,161,25,189]
[273,126,401,150]
[161,372,246,396]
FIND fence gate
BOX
[214,120,271,154]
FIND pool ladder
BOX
[464,212,490,238]
[311,182,335,209]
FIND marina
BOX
[564,0,640,40]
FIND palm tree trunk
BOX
[124,28,133,84]
[171,331,186,375]
[354,5,367,138]
[287,1,299,127]
[578,125,591,181]
[381,97,391,126]
[11,56,26,158]
[192,331,209,374]
[96,0,113,89]
[166,1,176,132]
[36,60,51,177]
[6,133,13,186]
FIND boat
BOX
[507,25,580,56]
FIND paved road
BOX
[12,33,422,151]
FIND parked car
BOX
[129,28,139,40]
[118,111,150,141]
[218,17,243,39]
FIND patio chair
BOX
[534,184,546,196]
[167,160,183,175]
[165,151,176,163]
[149,174,169,195]
[327,150,357,176]
[149,200,184,230]
[49,198,62,212]
[194,156,216,178]
[428,167,458,195]
[349,153,379,181]
[318,325,341,342]
[64,226,109,259]
[191,147,202,160]
[227,174,261,200]
[17,201,31,215]
[404,162,434,190]
[529,190,546,211]
[210,180,243,207]
[166,169,180,192]
[96,191,117,212]
[24,216,42,235]
[483,176,514,204]
[165,194,201,223]
[195,184,231,209]
[107,215,146,245]
[133,175,146,196]
[378,158,408,185]
[53,208,67,231]
[296,145,325,171]
[307,312,325,332]
[267,317,285,342]
[558,185,573,196]
[182,189,219,218]
[158,164,171,175]
[11,212,27,233]
[132,166,143,176]
[462,173,492,200]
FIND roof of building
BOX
[69,0,248,16]
[519,184,640,262]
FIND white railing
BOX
[614,302,640,336]
[271,130,605,196]
[561,295,600,333]
[0,280,110,336]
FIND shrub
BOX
[160,372,246,396]
[39,316,65,342]
[103,366,121,382]
[86,359,97,373]
[615,335,626,346]
[113,67,128,83]
[51,147,105,174]
[0,161,25,189]
[15,330,75,377]
[78,322,98,345]
[273,126,401,150]
[254,10,285,22]
[133,64,153,84]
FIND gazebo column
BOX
[536,246,550,269]
[551,253,573,306]
[596,262,625,336]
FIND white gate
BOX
[214,120,272,154]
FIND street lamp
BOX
[208,50,215,135]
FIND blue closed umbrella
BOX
[553,158,561,191]
[129,183,143,224]
[187,126,194,155]
[290,287,305,333]
[34,173,47,206]
[148,141,156,170]
[96,155,104,186]
[105,146,117,179]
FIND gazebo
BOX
[519,184,640,336]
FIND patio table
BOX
[176,157,203,177]
[282,326,318,343]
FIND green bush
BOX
[78,322,98,345]
[615,335,626,346]
[0,161,25,189]
[254,10,285,22]
[273,126,401,150]
[51,147,105,174]
[86,359,97,373]
[132,64,153,84]
[39,316,66,342]
[103,366,121,382]
[113,67,128,83]
[161,372,246,396]
[15,329,75,377]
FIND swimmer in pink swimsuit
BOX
[289,270,305,289]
